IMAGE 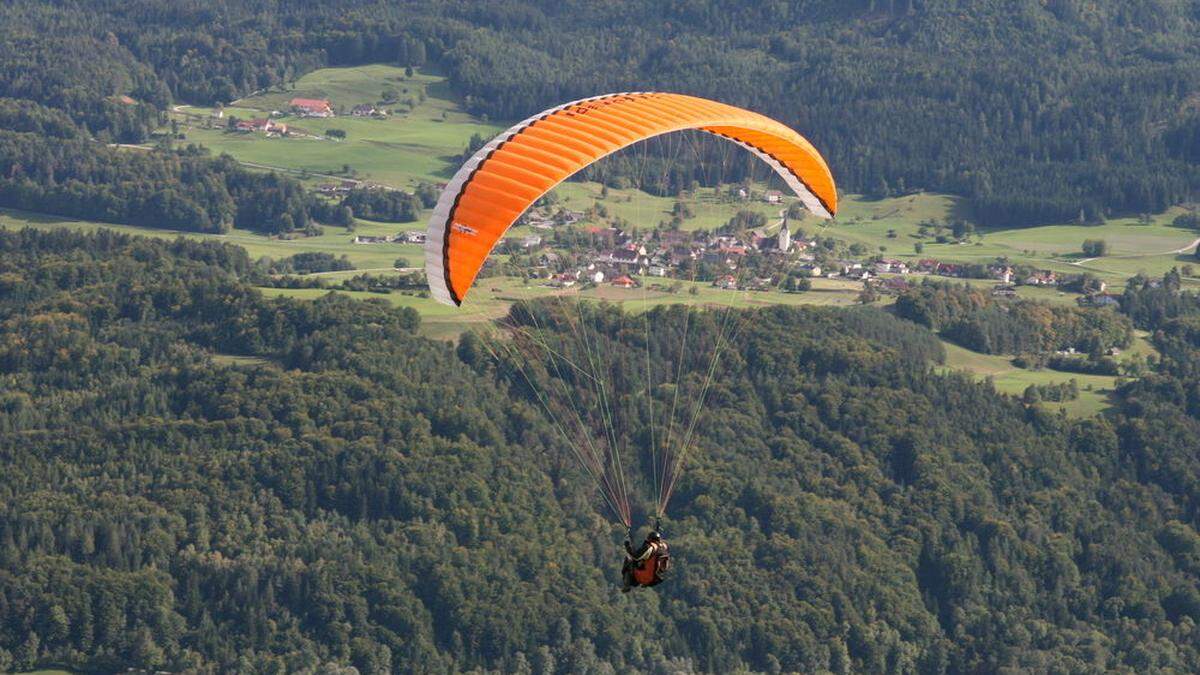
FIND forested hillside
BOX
[1,230,1200,672]
[2,0,1200,226]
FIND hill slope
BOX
[1,230,1200,671]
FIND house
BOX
[598,244,646,266]
[520,235,543,248]
[611,275,638,289]
[992,284,1018,297]
[353,235,391,244]
[989,265,1014,284]
[797,263,822,277]
[550,273,577,288]
[840,263,872,280]
[585,226,620,248]
[763,190,784,204]
[235,118,286,135]
[1079,293,1121,308]
[647,265,669,277]
[713,275,738,290]
[587,270,606,284]
[935,262,964,277]
[399,231,426,244]
[351,104,380,117]
[874,259,908,275]
[915,259,942,273]
[290,97,334,117]
[1023,271,1058,286]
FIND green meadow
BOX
[172,64,504,188]
[0,207,421,271]
[261,275,865,340]
[814,193,1200,290]
[936,331,1156,418]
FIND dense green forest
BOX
[0,133,343,234]
[895,281,1133,355]
[2,0,1200,226]
[0,229,1199,672]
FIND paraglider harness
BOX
[623,524,670,589]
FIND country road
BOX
[1073,236,1200,265]
[303,266,422,277]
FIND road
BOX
[1073,236,1200,265]
[303,266,421,277]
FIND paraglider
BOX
[622,529,670,592]
[426,92,837,589]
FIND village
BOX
[341,185,1121,307]
[188,86,1130,311]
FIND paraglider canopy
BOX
[425,92,838,306]
[431,92,839,533]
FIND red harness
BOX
[632,541,670,586]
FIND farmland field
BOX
[261,275,866,340]
[171,64,504,188]
[936,331,1156,418]
[817,194,1200,289]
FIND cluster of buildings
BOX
[353,231,427,245]
[522,207,585,230]
[228,97,389,137]
[234,118,287,136]
[527,220,810,291]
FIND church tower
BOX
[777,220,791,253]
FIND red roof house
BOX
[290,98,334,117]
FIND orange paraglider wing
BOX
[425,92,837,306]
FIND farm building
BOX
[290,98,334,117]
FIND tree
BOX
[1174,213,1200,230]
[14,632,39,671]
[1083,239,1109,257]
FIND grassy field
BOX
[260,275,865,340]
[172,64,503,188]
[936,331,1155,417]
[817,193,1200,290]
[0,207,421,271]
[937,342,1112,417]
